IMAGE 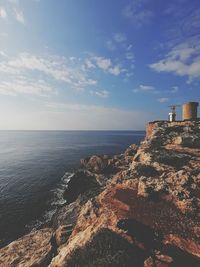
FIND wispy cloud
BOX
[105,32,134,78]
[4,0,27,24]
[109,65,122,76]
[106,32,127,51]
[94,57,112,71]
[133,84,157,93]
[151,2,200,84]
[113,33,126,43]
[85,56,123,76]
[0,78,56,97]
[14,8,25,24]
[90,89,110,98]
[0,7,7,19]
[122,0,153,27]
[1,53,97,91]
[85,59,96,69]
[157,97,169,103]
[150,38,200,82]
[163,2,200,41]
[0,51,128,98]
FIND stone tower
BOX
[182,102,199,120]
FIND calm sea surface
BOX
[0,130,145,247]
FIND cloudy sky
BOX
[0,0,199,130]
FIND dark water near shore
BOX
[0,130,145,247]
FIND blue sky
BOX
[0,0,199,130]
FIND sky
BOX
[0,0,199,130]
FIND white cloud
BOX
[0,52,126,99]
[106,33,134,75]
[122,0,153,27]
[150,39,200,82]
[133,84,156,93]
[157,97,169,103]
[90,89,110,98]
[0,78,56,97]
[1,53,97,91]
[94,57,112,71]
[14,8,25,24]
[150,42,200,80]
[109,66,121,76]
[85,59,96,69]
[90,56,122,76]
[0,7,7,19]
[107,33,127,51]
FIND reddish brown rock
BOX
[3,120,200,267]
[50,121,200,267]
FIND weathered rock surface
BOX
[80,144,138,176]
[1,120,200,267]
[50,121,200,267]
[0,228,53,267]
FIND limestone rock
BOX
[0,228,53,267]
[80,155,109,173]
[51,200,81,229]
[3,120,200,267]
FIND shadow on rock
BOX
[66,228,145,267]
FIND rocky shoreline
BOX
[0,120,200,267]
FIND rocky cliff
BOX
[1,121,200,267]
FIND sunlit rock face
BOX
[49,120,200,267]
[0,228,53,267]
[1,120,200,267]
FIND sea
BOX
[0,130,145,248]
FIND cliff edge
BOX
[1,121,200,267]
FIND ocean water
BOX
[0,130,145,247]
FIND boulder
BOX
[81,155,118,174]
[63,170,101,204]
[81,155,109,173]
